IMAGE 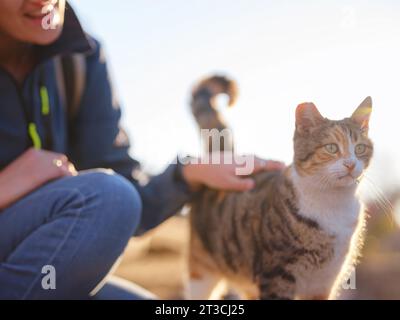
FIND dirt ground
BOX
[115,216,189,299]
[115,213,400,300]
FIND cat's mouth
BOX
[338,173,355,180]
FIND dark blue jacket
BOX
[0,5,193,234]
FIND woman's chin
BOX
[27,26,63,45]
[21,1,65,45]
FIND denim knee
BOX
[80,171,142,237]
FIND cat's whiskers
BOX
[320,175,333,192]
[314,174,329,191]
[361,174,394,226]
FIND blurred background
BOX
[69,0,400,299]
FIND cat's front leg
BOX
[258,270,296,300]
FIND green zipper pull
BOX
[40,85,50,115]
[28,122,42,149]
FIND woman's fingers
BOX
[59,162,77,177]
[226,157,285,191]
[264,160,285,171]
[46,152,77,177]
[226,176,255,191]
[252,157,285,174]
[68,163,78,176]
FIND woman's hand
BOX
[0,148,77,210]
[182,153,285,192]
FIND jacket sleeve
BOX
[67,39,195,235]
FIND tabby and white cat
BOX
[186,76,373,300]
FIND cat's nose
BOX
[343,161,356,172]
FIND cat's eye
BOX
[355,144,367,155]
[324,143,339,154]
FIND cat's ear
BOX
[351,96,372,133]
[295,102,324,133]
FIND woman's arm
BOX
[0,148,76,210]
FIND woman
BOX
[0,0,283,299]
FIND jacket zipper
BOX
[0,66,40,149]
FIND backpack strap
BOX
[54,54,87,120]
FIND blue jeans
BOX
[0,170,151,299]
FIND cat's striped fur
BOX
[186,76,373,300]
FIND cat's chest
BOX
[299,198,361,267]
[295,199,361,297]
[298,196,361,237]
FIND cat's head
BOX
[293,97,373,189]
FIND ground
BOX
[115,211,400,300]
[115,216,188,299]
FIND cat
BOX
[185,76,373,300]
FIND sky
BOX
[68,0,400,197]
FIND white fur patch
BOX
[290,167,364,299]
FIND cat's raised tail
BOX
[190,75,238,153]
